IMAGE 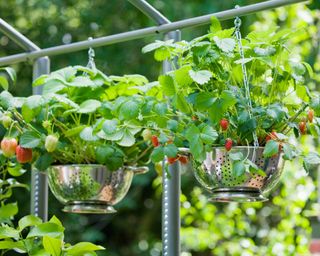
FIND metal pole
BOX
[0,18,40,51]
[0,0,306,66]
[31,56,50,221]
[126,3,182,253]
[162,30,181,256]
[127,0,170,25]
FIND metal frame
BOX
[0,0,306,254]
[0,0,306,67]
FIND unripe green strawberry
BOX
[42,120,52,130]
[1,115,12,128]
[1,137,18,157]
[155,162,162,176]
[45,135,58,152]
[16,145,32,163]
[142,129,152,141]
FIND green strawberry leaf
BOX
[164,144,178,157]
[189,70,212,85]
[263,140,279,158]
[159,75,176,96]
[232,161,246,177]
[151,146,165,162]
[20,131,41,148]
[229,152,244,161]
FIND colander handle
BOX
[127,166,149,175]
[178,147,190,155]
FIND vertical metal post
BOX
[162,30,181,256]
[31,56,50,221]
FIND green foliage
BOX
[0,215,105,255]
[0,75,105,256]
[1,66,184,171]
[143,13,320,176]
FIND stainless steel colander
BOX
[47,164,148,214]
[193,146,284,202]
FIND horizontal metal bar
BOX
[0,0,306,66]
[0,18,40,51]
[128,0,171,25]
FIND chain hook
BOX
[233,5,260,155]
[234,5,242,28]
[86,37,96,71]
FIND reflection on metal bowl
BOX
[47,164,148,214]
[193,147,284,202]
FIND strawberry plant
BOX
[143,17,320,179]
[0,70,105,255]
[0,66,191,173]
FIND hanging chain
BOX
[234,9,259,149]
[87,37,97,70]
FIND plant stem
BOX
[134,145,153,163]
[280,103,308,134]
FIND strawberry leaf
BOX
[263,140,279,158]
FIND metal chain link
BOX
[87,37,96,70]
[234,10,259,149]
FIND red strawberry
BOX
[151,135,160,147]
[271,131,278,139]
[16,145,33,163]
[225,138,233,151]
[220,119,229,131]
[1,138,18,157]
[299,122,306,135]
[308,109,314,123]
[178,155,188,165]
[167,157,178,164]
[265,131,277,143]
[265,135,272,142]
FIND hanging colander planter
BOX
[193,146,284,202]
[47,164,148,214]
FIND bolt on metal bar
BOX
[31,56,50,221]
[128,0,171,25]
[162,30,181,256]
[0,0,306,66]
[0,18,40,51]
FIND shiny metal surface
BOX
[193,147,284,202]
[47,164,148,214]
[209,187,268,203]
